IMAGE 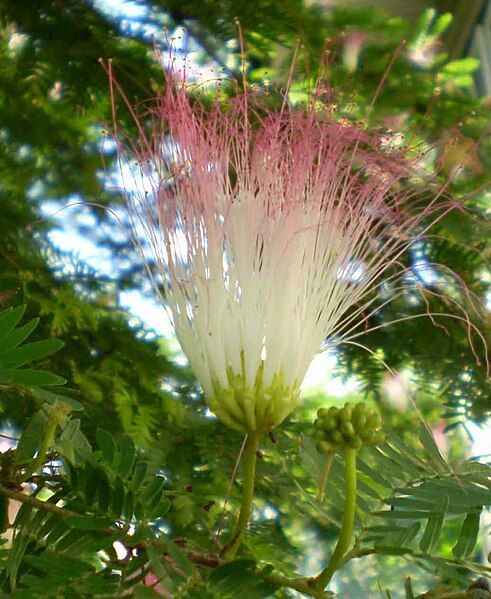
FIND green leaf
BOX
[452,512,480,558]
[7,502,51,590]
[371,545,410,556]
[299,434,325,480]
[206,559,279,599]
[374,509,428,520]
[433,12,453,36]
[96,468,111,512]
[146,543,176,591]
[131,462,148,490]
[58,419,92,465]
[419,494,449,552]
[418,425,449,473]
[123,489,135,520]
[0,305,26,342]
[443,57,480,74]
[0,368,13,383]
[208,559,257,594]
[117,435,136,479]
[0,338,64,368]
[64,515,115,531]
[373,449,411,484]
[32,387,83,411]
[142,477,166,507]
[0,496,9,534]
[15,409,48,462]
[96,428,117,465]
[158,534,195,577]
[357,455,390,488]
[44,519,71,546]
[8,369,66,387]
[379,442,421,480]
[111,475,125,517]
[8,525,31,591]
[23,551,94,577]
[134,587,165,598]
[0,318,39,351]
[236,579,281,599]
[396,522,421,546]
[148,498,171,520]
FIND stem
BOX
[315,447,357,589]
[0,483,77,518]
[22,403,71,481]
[265,573,328,598]
[316,452,334,502]
[222,432,260,558]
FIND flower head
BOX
[113,69,458,434]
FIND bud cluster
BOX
[314,402,385,453]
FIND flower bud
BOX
[324,417,337,431]
[367,413,382,429]
[353,415,366,431]
[353,402,367,417]
[339,405,352,422]
[341,421,355,438]
[349,436,363,449]
[316,441,331,454]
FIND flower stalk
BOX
[222,432,261,558]
[315,447,357,589]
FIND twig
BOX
[0,483,77,518]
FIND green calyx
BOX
[208,361,300,434]
[314,401,385,453]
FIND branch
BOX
[0,483,77,518]
[265,573,331,598]
[339,544,491,576]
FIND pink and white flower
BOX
[112,69,464,434]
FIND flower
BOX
[113,70,458,434]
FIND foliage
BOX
[0,308,488,597]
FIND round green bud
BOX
[353,415,366,432]
[341,422,355,438]
[361,429,375,443]
[349,436,363,449]
[314,418,322,429]
[327,406,339,418]
[367,413,382,430]
[332,431,343,445]
[313,430,325,441]
[352,402,367,418]
[338,406,352,422]
[324,417,337,431]
[316,441,331,454]
[317,408,328,418]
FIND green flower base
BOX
[208,364,300,433]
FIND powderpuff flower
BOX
[110,66,463,435]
